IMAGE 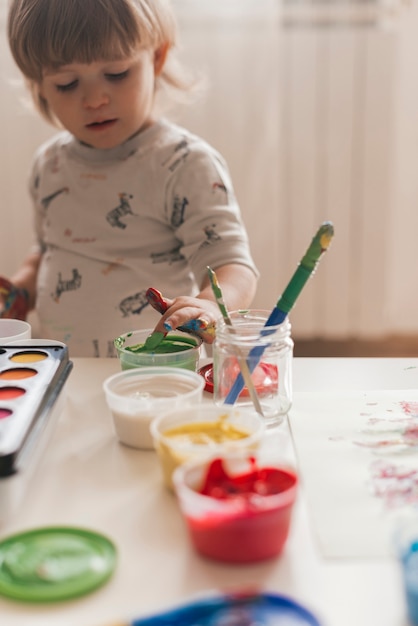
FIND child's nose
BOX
[82,82,110,109]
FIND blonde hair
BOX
[8,0,192,124]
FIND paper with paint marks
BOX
[289,390,418,558]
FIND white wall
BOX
[386,0,418,333]
[0,4,55,277]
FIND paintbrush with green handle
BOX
[207,266,264,417]
[224,221,334,404]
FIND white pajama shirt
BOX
[29,119,258,357]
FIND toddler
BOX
[2,0,258,357]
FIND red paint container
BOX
[173,456,298,563]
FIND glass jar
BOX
[213,310,293,427]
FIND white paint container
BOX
[103,367,205,450]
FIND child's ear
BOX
[154,42,169,75]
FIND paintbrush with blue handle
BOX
[224,221,334,405]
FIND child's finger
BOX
[165,317,216,343]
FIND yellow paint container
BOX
[150,405,265,490]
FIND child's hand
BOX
[148,290,218,344]
[0,277,29,320]
[161,295,218,343]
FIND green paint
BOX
[126,334,198,354]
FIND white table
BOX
[1,357,417,626]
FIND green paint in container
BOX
[114,329,202,371]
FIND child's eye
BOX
[56,80,78,92]
[105,70,129,82]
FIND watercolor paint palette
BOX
[0,343,72,522]
[0,344,73,476]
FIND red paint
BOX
[370,460,418,508]
[0,386,26,400]
[401,401,418,416]
[203,360,278,397]
[405,425,418,439]
[0,408,12,419]
[185,458,297,563]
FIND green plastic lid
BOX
[0,526,117,602]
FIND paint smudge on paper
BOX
[355,423,418,451]
[369,460,418,508]
[367,417,413,428]
[400,401,418,416]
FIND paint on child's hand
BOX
[181,318,208,332]
[0,278,29,321]
[146,286,215,343]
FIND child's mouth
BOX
[86,119,117,131]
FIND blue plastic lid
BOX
[132,591,321,625]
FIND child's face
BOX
[39,48,159,149]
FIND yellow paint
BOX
[156,416,257,490]
[162,420,249,445]
[10,351,47,363]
